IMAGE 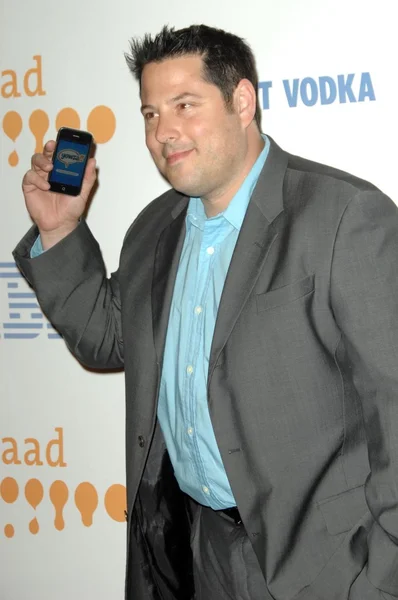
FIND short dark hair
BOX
[125,24,262,130]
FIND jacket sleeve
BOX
[330,189,398,597]
[13,219,124,370]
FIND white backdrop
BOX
[1,1,397,598]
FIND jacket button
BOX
[138,435,145,448]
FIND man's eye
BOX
[144,112,155,121]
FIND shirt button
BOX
[194,306,202,315]
[186,365,194,375]
[138,435,145,448]
[187,427,193,435]
[206,246,215,255]
[202,486,210,495]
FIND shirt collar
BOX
[187,134,270,232]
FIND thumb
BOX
[80,158,97,200]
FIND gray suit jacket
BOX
[14,137,398,600]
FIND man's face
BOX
[140,55,246,200]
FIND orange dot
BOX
[25,479,44,509]
[8,150,19,167]
[104,484,126,522]
[29,517,39,535]
[0,478,19,503]
[87,105,116,144]
[29,109,50,153]
[75,482,98,527]
[3,111,23,141]
[56,108,80,131]
[4,524,15,538]
[49,480,69,531]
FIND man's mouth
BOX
[166,149,194,165]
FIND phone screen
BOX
[48,129,92,195]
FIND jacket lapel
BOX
[151,196,188,366]
[208,139,288,382]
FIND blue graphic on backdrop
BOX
[259,72,375,109]
[0,263,60,340]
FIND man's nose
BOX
[155,115,179,144]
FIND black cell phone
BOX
[48,127,93,196]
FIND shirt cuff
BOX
[30,235,45,258]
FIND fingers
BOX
[31,140,56,172]
[43,140,56,157]
[22,169,51,191]
[31,153,53,173]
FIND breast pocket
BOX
[256,274,315,313]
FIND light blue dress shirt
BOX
[31,135,270,510]
[31,232,44,256]
[157,135,270,509]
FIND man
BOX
[14,24,398,600]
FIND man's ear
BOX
[234,79,257,128]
